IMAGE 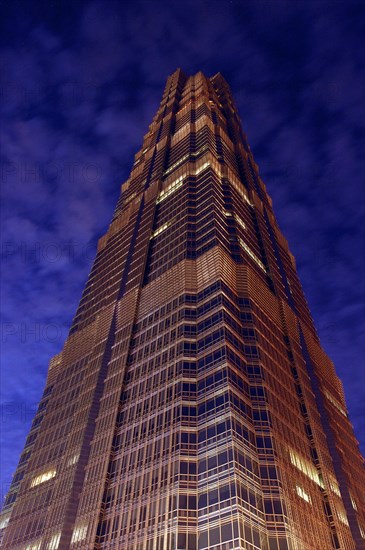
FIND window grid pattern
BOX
[2,70,364,550]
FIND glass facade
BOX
[1,70,364,550]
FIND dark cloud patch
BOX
[1,0,364,501]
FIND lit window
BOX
[296,485,311,503]
[191,145,208,158]
[151,222,170,239]
[30,469,56,487]
[158,162,216,204]
[289,448,324,488]
[71,523,88,543]
[337,507,349,526]
[328,475,341,497]
[123,191,137,206]
[163,154,189,175]
[226,177,253,206]
[324,390,347,417]
[238,238,266,272]
[350,493,358,511]
[25,542,41,550]
[195,161,211,175]
[234,214,246,230]
[0,514,10,530]
[67,453,79,467]
[157,174,185,203]
[47,533,61,549]
[359,523,365,539]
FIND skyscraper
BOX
[1,68,364,549]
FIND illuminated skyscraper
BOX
[1,69,364,550]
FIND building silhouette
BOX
[1,69,364,550]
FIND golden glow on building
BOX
[296,485,311,504]
[70,523,88,543]
[30,469,56,487]
[1,69,364,550]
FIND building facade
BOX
[1,69,364,550]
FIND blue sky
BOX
[1,0,364,501]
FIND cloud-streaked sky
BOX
[1,0,364,501]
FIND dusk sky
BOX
[1,0,364,502]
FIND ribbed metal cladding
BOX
[1,70,364,550]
